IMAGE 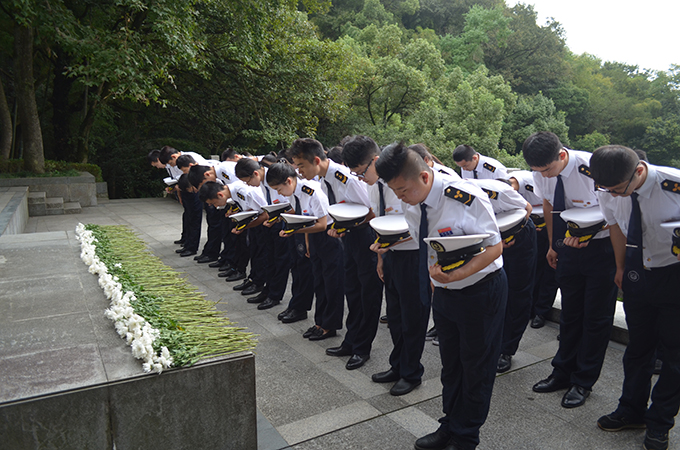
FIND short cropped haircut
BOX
[590,145,640,187]
[408,143,444,165]
[341,135,380,169]
[288,138,326,163]
[177,173,192,191]
[176,154,196,169]
[375,142,430,183]
[260,153,279,167]
[235,158,260,179]
[452,144,476,162]
[158,146,179,165]
[522,132,563,168]
[634,149,648,162]
[266,162,297,186]
[188,165,211,188]
[221,148,238,161]
[147,149,161,163]
[326,146,344,165]
[198,181,223,203]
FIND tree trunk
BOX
[75,82,108,163]
[14,24,45,173]
[0,76,12,160]
[51,49,75,161]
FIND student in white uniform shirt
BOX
[376,143,507,450]
[590,146,680,450]
[522,131,617,409]
[453,144,507,180]
[408,143,462,180]
[343,135,428,396]
[508,170,559,329]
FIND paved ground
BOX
[17,197,678,450]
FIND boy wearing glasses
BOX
[289,138,383,371]
[522,131,617,409]
[590,146,680,450]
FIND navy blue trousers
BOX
[201,203,222,259]
[247,226,269,286]
[501,220,537,355]
[218,213,236,266]
[384,249,429,382]
[308,231,344,331]
[532,225,559,318]
[434,270,507,450]
[617,263,680,434]
[180,189,202,252]
[340,226,384,356]
[551,238,617,389]
[259,222,291,301]
[287,233,314,312]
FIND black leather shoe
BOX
[241,283,264,296]
[218,268,236,278]
[180,249,197,257]
[533,375,570,393]
[372,368,400,383]
[303,325,320,338]
[644,429,669,450]
[497,354,512,373]
[233,278,253,291]
[277,308,291,321]
[280,309,307,323]
[257,298,280,310]
[597,411,646,431]
[247,291,269,304]
[175,247,186,253]
[174,239,185,245]
[530,315,546,328]
[390,378,421,396]
[346,354,370,370]
[561,384,590,408]
[379,315,388,324]
[326,345,352,357]
[218,263,233,272]
[196,255,217,263]
[309,328,336,341]
[414,426,452,450]
[225,271,247,282]
[208,260,224,268]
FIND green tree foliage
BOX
[570,131,610,153]
[643,115,680,166]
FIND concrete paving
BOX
[8,197,678,450]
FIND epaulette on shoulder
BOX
[525,184,534,192]
[237,192,245,201]
[221,172,230,180]
[482,188,499,200]
[334,171,348,184]
[661,179,680,194]
[578,164,592,178]
[444,185,475,206]
[301,185,314,196]
[483,162,496,173]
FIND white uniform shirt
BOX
[404,172,503,289]
[461,154,508,180]
[261,168,289,205]
[229,180,267,213]
[287,178,333,225]
[598,162,680,269]
[215,161,238,185]
[510,170,543,206]
[182,151,208,166]
[470,179,529,214]
[320,160,370,207]
[370,180,418,251]
[166,164,182,180]
[532,149,609,240]
[432,162,462,180]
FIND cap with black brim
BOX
[660,221,680,256]
[328,203,370,234]
[230,211,259,232]
[530,205,545,228]
[280,213,318,234]
[424,234,490,272]
[496,209,528,244]
[261,202,292,224]
[163,177,178,186]
[225,199,241,214]
[560,206,607,243]
[369,215,411,249]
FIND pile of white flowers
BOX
[75,223,173,373]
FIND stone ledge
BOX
[0,172,97,206]
[0,187,28,236]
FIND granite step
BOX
[28,192,47,216]
[64,202,82,214]
[45,197,64,215]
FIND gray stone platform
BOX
[5,197,677,450]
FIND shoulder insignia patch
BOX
[483,162,496,173]
[482,188,499,200]
[438,169,448,174]
[334,171,348,184]
[525,184,534,192]
[301,185,314,196]
[661,179,680,194]
[237,192,245,201]
[578,164,592,178]
[222,172,230,180]
[444,186,475,206]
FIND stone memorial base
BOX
[0,231,256,450]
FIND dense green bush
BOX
[0,159,104,182]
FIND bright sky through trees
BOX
[507,0,680,72]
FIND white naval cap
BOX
[262,202,292,223]
[369,214,411,248]
[560,206,606,242]
[660,221,680,256]
[280,213,318,234]
[424,234,490,272]
[230,211,259,231]
[496,209,528,243]
[163,177,178,186]
[328,203,370,233]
